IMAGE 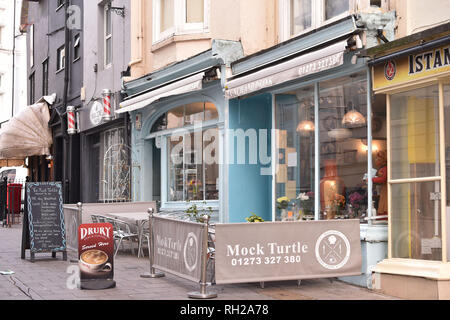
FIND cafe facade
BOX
[363,24,450,299]
[222,16,389,288]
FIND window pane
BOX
[105,8,112,35]
[324,0,348,20]
[184,102,204,125]
[290,0,312,36]
[204,102,219,121]
[184,132,204,201]
[204,128,219,200]
[319,73,368,221]
[391,182,442,261]
[167,105,185,129]
[186,0,204,23]
[161,0,174,32]
[168,135,184,201]
[390,85,440,180]
[275,85,315,221]
[105,38,112,65]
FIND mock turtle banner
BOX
[214,220,361,284]
[152,216,205,283]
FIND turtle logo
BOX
[183,232,198,272]
[384,60,397,81]
[315,230,351,270]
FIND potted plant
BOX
[245,213,265,223]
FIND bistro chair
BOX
[111,219,139,258]
[137,219,149,258]
[90,215,99,223]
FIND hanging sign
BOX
[373,43,450,91]
[21,182,67,262]
[214,220,361,285]
[78,223,116,290]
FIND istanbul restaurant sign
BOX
[214,220,361,284]
[373,43,450,91]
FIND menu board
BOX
[25,182,66,253]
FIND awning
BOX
[116,72,205,114]
[0,101,53,160]
[225,40,348,99]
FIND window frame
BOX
[104,4,113,68]
[279,0,353,41]
[152,0,210,45]
[42,58,49,96]
[29,72,35,105]
[56,45,65,72]
[73,34,81,62]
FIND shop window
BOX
[275,85,316,221]
[99,127,132,203]
[274,72,370,222]
[153,0,209,44]
[319,73,368,221]
[390,85,442,261]
[151,102,219,204]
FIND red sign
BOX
[78,223,114,281]
[384,60,397,81]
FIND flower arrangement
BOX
[331,193,346,212]
[348,192,365,209]
[297,191,314,214]
[277,196,290,210]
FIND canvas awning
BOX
[116,72,206,114]
[225,40,348,99]
[0,100,53,160]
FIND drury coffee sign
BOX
[214,220,361,284]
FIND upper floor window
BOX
[104,5,112,66]
[42,59,49,96]
[153,0,209,44]
[0,25,4,48]
[73,34,80,61]
[281,0,351,40]
[29,25,34,67]
[57,45,65,72]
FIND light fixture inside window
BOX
[297,120,315,134]
[342,103,366,128]
[296,94,315,136]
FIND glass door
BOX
[389,84,442,261]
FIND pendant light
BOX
[296,99,315,135]
[342,102,366,128]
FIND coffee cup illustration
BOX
[79,249,112,274]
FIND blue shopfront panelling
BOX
[228,94,272,223]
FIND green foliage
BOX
[245,212,265,223]
[185,201,213,223]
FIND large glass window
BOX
[390,85,442,261]
[275,85,315,221]
[319,73,368,221]
[153,102,219,203]
[274,72,369,222]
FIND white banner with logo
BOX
[152,216,205,283]
[214,220,361,284]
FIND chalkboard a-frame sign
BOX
[21,182,67,262]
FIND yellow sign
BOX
[373,44,450,91]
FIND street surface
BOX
[0,224,397,300]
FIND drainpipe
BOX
[11,0,16,117]
[63,0,71,202]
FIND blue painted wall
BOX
[228,94,272,222]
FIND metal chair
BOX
[111,219,139,257]
[91,215,99,223]
[137,219,149,258]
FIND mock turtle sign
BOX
[214,220,361,284]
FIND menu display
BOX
[25,182,66,254]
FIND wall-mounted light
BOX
[102,89,113,122]
[67,105,77,135]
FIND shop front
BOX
[118,40,244,222]
[224,16,388,287]
[366,26,450,299]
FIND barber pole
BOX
[67,106,77,135]
[102,89,113,121]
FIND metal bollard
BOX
[188,215,217,299]
[140,208,165,279]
